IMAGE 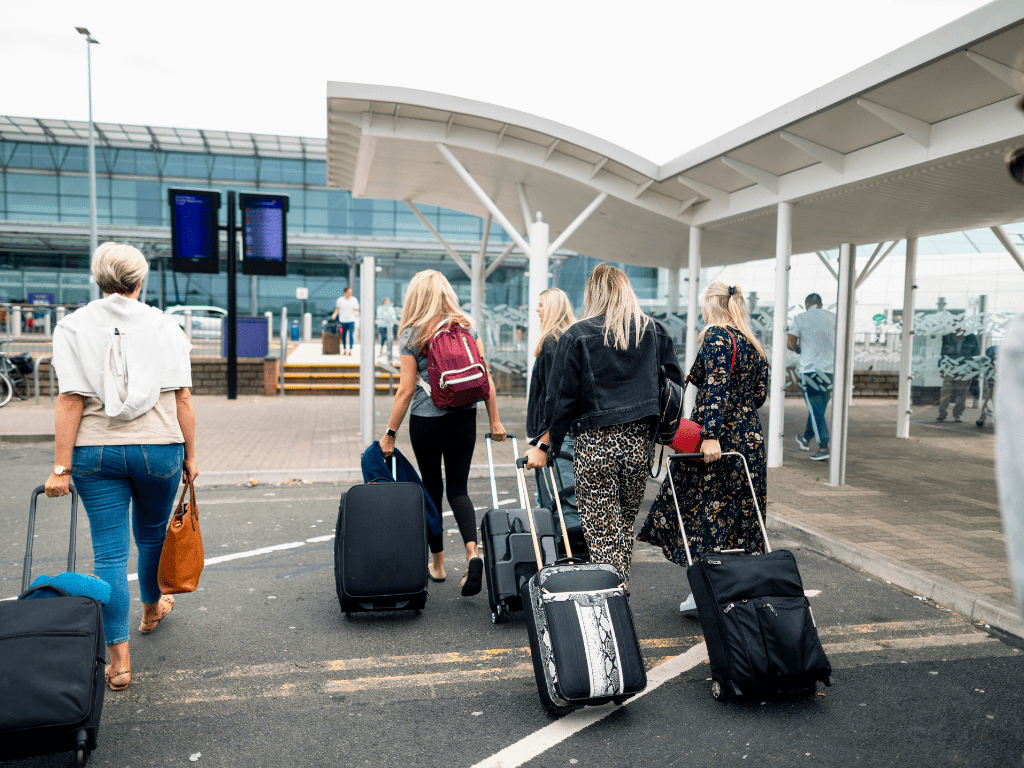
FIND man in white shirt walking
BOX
[331,286,359,355]
[788,293,837,461]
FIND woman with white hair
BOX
[639,281,769,616]
[45,242,197,691]
[525,263,681,586]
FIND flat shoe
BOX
[105,664,131,691]
[139,595,175,634]
[461,557,483,597]
[428,570,446,583]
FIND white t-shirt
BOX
[335,295,359,323]
[789,307,836,374]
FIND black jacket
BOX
[541,316,682,452]
[527,336,558,439]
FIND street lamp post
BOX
[76,27,100,300]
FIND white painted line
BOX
[201,496,341,505]
[471,643,709,768]
[805,589,821,598]
[307,534,335,543]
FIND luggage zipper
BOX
[723,602,734,614]
[760,602,778,617]
[706,560,722,566]
[1,630,94,641]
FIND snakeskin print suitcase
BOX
[515,458,647,715]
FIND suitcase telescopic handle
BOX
[666,451,771,567]
[485,433,521,509]
[547,461,573,561]
[515,457,545,570]
[23,484,79,594]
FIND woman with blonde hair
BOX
[380,270,506,596]
[45,242,197,691]
[639,280,769,616]
[526,264,681,585]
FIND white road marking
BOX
[805,589,821,597]
[471,643,709,768]
[307,534,335,543]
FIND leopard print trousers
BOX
[573,418,651,585]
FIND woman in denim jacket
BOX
[525,264,681,585]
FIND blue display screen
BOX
[243,197,284,262]
[171,192,218,260]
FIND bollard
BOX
[56,307,66,324]
[265,311,273,351]
[302,312,312,342]
[12,307,21,339]
[183,309,193,342]
[279,307,287,396]
[43,311,51,337]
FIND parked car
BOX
[164,305,226,339]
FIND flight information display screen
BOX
[241,194,288,276]
[169,189,220,273]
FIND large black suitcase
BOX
[334,459,428,616]
[0,486,105,766]
[480,434,558,624]
[668,451,834,700]
[517,458,647,715]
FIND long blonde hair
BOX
[583,263,651,351]
[534,288,576,356]
[398,270,473,353]
[698,280,766,359]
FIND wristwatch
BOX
[537,442,550,454]
[385,428,397,438]
[52,464,72,476]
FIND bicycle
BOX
[0,340,31,407]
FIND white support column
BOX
[896,237,918,439]
[547,192,607,255]
[992,225,1024,272]
[471,215,491,327]
[829,243,856,485]
[766,202,792,469]
[667,267,680,314]
[685,227,702,415]
[359,255,376,447]
[526,216,550,389]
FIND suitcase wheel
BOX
[491,609,502,624]
[75,729,89,766]
[711,680,725,700]
[345,612,352,619]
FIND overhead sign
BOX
[296,287,309,300]
[240,193,288,276]
[169,189,221,274]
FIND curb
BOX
[767,512,1024,640]
[0,434,55,443]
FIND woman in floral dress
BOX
[638,280,769,616]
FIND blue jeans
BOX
[340,322,355,349]
[800,372,833,449]
[72,443,183,645]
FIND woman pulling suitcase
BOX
[379,270,507,596]
[525,264,681,586]
[639,281,769,615]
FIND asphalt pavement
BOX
[2,445,1022,768]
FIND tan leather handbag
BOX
[158,478,204,594]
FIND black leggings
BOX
[409,409,478,554]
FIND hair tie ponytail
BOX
[728,285,737,296]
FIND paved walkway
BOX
[2,389,1016,637]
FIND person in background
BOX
[788,293,836,461]
[380,270,507,596]
[936,318,980,423]
[640,281,769,616]
[526,263,681,586]
[331,286,359,356]
[376,296,398,359]
[526,288,577,508]
[45,242,198,692]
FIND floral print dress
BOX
[638,326,769,566]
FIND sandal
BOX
[104,665,131,691]
[460,557,483,597]
[139,595,175,634]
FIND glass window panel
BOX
[162,152,187,177]
[7,193,59,219]
[281,159,303,184]
[185,153,209,178]
[60,176,89,196]
[304,207,328,230]
[96,177,111,197]
[234,156,256,181]
[438,212,480,238]
[110,150,135,175]
[3,142,32,168]
[31,144,56,170]
[328,190,349,209]
[61,195,90,216]
[111,197,136,223]
[258,158,282,183]
[351,199,373,235]
[372,209,395,237]
[135,150,159,176]
[328,205,348,234]
[62,146,87,172]
[305,190,327,207]
[111,179,135,198]
[8,173,58,195]
[97,194,112,223]
[305,161,326,185]
[395,210,423,237]
[211,155,234,179]
[136,181,162,226]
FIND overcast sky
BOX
[0,0,997,164]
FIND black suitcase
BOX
[517,458,647,715]
[535,446,588,558]
[0,485,105,766]
[334,458,428,616]
[668,451,834,700]
[480,434,559,624]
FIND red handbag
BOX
[670,328,737,454]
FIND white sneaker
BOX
[679,593,698,617]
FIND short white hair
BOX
[92,242,148,295]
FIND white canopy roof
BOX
[326,0,1024,268]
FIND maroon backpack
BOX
[423,319,490,410]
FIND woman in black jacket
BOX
[526,264,681,585]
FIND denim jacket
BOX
[540,316,682,453]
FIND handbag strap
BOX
[172,478,199,530]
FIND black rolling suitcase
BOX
[668,451,834,700]
[334,457,428,616]
[0,486,105,767]
[518,458,647,715]
[480,434,559,624]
